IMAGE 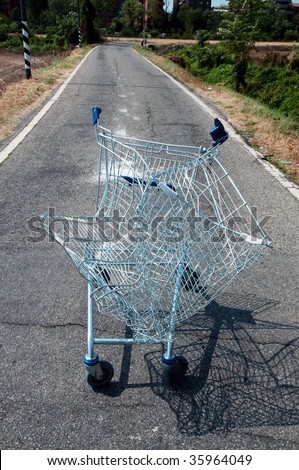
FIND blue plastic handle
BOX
[92,106,101,125]
[210,118,228,145]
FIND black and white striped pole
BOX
[20,0,31,79]
[77,0,81,48]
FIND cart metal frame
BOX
[40,106,272,389]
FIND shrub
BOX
[169,56,186,68]
[149,29,159,38]
[284,30,299,41]
[289,51,299,72]
[161,43,299,126]
[0,22,9,42]
[120,26,137,37]
[202,64,235,86]
[241,64,299,122]
[0,34,22,48]
[9,21,20,33]
[194,30,210,47]
[30,35,62,51]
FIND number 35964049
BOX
[188,455,253,466]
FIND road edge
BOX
[0,46,97,165]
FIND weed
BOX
[237,129,255,138]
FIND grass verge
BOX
[0,46,93,141]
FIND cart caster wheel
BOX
[162,355,188,385]
[87,361,114,390]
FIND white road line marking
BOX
[0,46,97,165]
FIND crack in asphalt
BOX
[1,320,298,351]
[0,320,86,329]
[145,101,157,139]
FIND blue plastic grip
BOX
[92,106,101,125]
[210,118,228,145]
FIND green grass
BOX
[236,128,255,138]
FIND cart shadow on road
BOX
[96,292,299,436]
[145,294,299,436]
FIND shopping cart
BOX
[40,107,272,389]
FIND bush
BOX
[162,43,299,125]
[149,29,159,38]
[0,34,22,49]
[44,13,78,49]
[30,35,62,51]
[194,30,210,47]
[225,63,298,121]
[106,18,122,35]
[175,43,230,73]
[255,68,299,121]
[284,30,299,41]
[0,22,9,42]
[289,51,299,71]
[201,63,235,85]
[120,26,137,37]
[9,21,20,33]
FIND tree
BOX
[119,0,144,36]
[27,0,48,23]
[40,0,78,29]
[41,1,79,45]
[147,0,163,31]
[93,0,118,28]
[47,0,73,19]
[221,0,266,91]
[81,0,98,43]
[171,6,224,38]
[175,6,205,37]
[255,0,296,40]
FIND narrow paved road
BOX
[1,44,298,450]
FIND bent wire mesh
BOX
[40,114,272,343]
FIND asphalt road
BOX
[1,43,298,450]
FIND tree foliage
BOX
[119,0,144,36]
[1,0,298,46]
[147,0,164,31]
[221,0,268,91]
[81,0,99,43]
[26,0,48,23]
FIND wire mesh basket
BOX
[40,107,272,388]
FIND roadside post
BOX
[77,0,81,47]
[19,0,31,79]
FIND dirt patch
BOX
[107,37,297,48]
[0,47,88,141]
[249,45,295,66]
[0,49,69,93]
[107,36,198,46]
